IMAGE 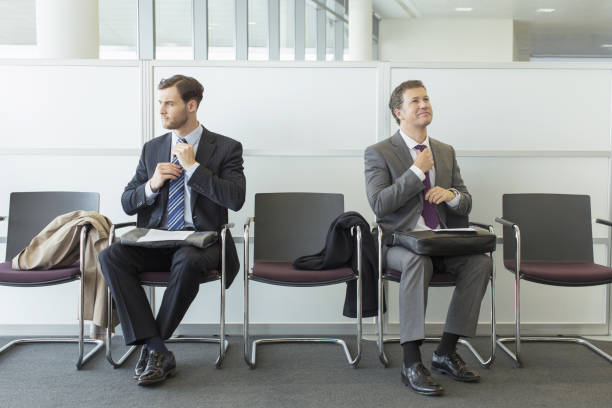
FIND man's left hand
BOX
[172,141,196,169]
[425,187,456,204]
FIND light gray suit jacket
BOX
[364,131,471,240]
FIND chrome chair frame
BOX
[105,222,232,369]
[495,217,612,367]
[0,224,105,369]
[243,217,363,369]
[375,222,497,369]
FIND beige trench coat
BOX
[11,210,117,328]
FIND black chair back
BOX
[253,193,344,262]
[501,193,593,263]
[6,191,100,260]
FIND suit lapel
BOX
[190,126,216,209]
[390,131,414,171]
[429,137,440,183]
[158,133,173,208]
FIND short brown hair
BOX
[158,75,204,107]
[389,80,426,125]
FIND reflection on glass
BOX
[248,0,267,60]
[280,0,295,60]
[305,1,316,61]
[155,0,192,60]
[209,0,235,60]
[0,0,36,58]
[325,0,335,61]
[343,22,349,60]
[99,0,137,59]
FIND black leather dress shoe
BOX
[431,351,480,382]
[401,362,444,396]
[137,351,176,386]
[133,346,149,379]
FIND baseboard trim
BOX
[0,322,609,337]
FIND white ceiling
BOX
[372,0,612,57]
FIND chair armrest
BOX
[108,222,137,245]
[495,217,516,228]
[112,222,137,230]
[469,221,491,230]
[596,218,612,228]
[244,217,254,228]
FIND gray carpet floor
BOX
[0,336,611,408]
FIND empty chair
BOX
[495,193,612,367]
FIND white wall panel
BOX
[390,68,611,151]
[0,65,140,149]
[0,61,611,334]
[457,157,610,238]
[0,155,139,242]
[152,66,378,150]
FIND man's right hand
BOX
[149,162,182,192]
[414,147,434,173]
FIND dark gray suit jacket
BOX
[121,126,246,287]
[364,131,471,241]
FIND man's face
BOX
[158,86,189,130]
[395,87,433,128]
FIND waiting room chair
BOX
[0,191,105,369]
[495,193,612,367]
[375,217,497,369]
[105,222,232,369]
[243,193,362,368]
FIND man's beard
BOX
[164,109,188,130]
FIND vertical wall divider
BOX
[140,60,154,145]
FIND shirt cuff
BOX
[144,181,159,204]
[446,188,461,208]
[184,162,200,179]
[409,165,426,181]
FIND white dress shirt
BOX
[144,124,203,229]
[399,130,461,230]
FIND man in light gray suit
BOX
[364,80,491,396]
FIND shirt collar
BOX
[399,129,430,150]
[172,123,203,146]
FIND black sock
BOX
[145,336,169,354]
[436,332,459,355]
[402,341,422,366]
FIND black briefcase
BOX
[392,229,496,257]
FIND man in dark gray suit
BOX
[364,80,491,396]
[99,75,245,386]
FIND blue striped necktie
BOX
[167,138,187,230]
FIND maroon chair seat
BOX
[503,261,612,286]
[139,269,220,286]
[0,261,80,286]
[385,268,457,286]
[252,261,356,286]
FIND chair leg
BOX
[105,287,137,368]
[0,228,104,370]
[245,227,363,369]
[497,272,523,367]
[376,226,390,367]
[497,273,612,366]
[243,224,255,368]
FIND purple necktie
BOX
[414,144,439,229]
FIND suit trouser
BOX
[99,242,220,345]
[386,246,491,344]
